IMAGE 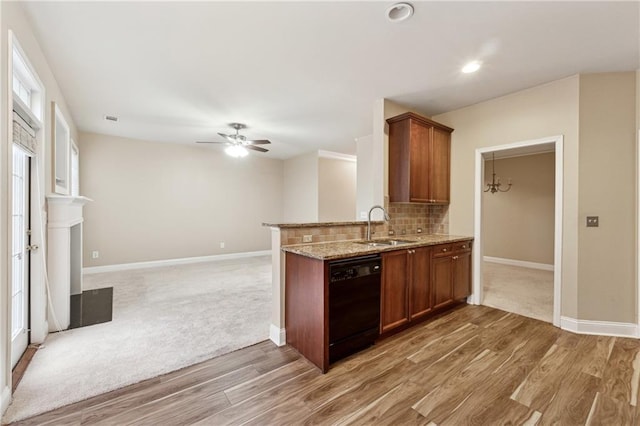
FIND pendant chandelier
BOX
[484,152,512,194]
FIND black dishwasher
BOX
[329,255,381,363]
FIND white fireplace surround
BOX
[46,195,91,331]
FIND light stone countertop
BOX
[263,221,383,229]
[281,234,473,260]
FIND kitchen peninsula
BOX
[269,111,468,372]
[276,229,473,372]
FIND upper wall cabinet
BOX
[387,112,454,204]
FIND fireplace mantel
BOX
[47,195,92,227]
[46,195,92,331]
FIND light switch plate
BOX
[586,216,599,227]
[302,235,313,243]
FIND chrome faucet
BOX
[367,205,390,241]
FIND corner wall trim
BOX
[83,250,271,275]
[269,324,286,347]
[1,385,11,419]
[483,256,554,272]
[560,316,638,338]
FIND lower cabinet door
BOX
[410,247,432,320]
[381,250,410,332]
[432,255,453,309]
[453,250,472,300]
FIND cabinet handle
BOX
[442,248,447,252]
[453,256,458,260]
[462,245,466,249]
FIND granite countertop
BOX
[263,221,382,229]
[282,234,473,260]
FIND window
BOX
[13,74,32,107]
[12,38,43,127]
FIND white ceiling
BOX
[22,1,639,159]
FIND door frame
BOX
[471,135,564,327]
[8,32,47,347]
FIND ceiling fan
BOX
[196,123,271,157]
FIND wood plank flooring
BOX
[9,305,640,425]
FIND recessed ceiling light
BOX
[462,61,481,74]
[386,2,414,22]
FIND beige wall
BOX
[283,152,357,223]
[577,72,636,322]
[356,134,374,219]
[483,152,555,265]
[433,76,581,318]
[432,72,639,324]
[80,132,283,267]
[318,157,356,222]
[1,1,79,417]
[282,152,318,223]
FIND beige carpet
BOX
[4,255,272,423]
[482,261,553,323]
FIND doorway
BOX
[11,145,31,369]
[472,136,563,327]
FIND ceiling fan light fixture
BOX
[386,2,414,22]
[225,144,249,158]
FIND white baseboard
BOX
[270,324,286,347]
[560,316,638,338]
[483,256,554,271]
[83,250,271,274]
[1,385,11,420]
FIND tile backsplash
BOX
[280,201,449,245]
[384,202,449,236]
[281,224,366,246]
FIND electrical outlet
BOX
[360,211,367,219]
[220,241,225,249]
[302,235,313,243]
[586,216,599,227]
[92,251,99,259]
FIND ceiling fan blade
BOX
[246,145,269,153]
[196,141,228,144]
[245,139,271,145]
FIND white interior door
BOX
[11,145,30,369]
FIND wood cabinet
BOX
[380,250,410,332]
[431,241,473,309]
[284,239,472,372]
[409,247,432,320]
[387,112,454,204]
[432,251,453,309]
[453,247,472,300]
[285,252,328,372]
[381,246,432,333]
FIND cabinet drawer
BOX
[453,241,472,252]
[432,244,453,257]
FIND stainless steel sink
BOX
[356,239,414,247]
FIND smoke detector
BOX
[386,3,414,22]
